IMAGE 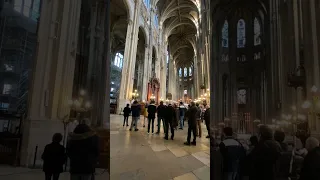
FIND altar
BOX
[147,78,160,104]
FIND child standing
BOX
[41,133,66,180]
[123,104,131,126]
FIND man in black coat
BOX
[123,104,131,126]
[156,101,166,134]
[184,102,198,146]
[164,103,177,140]
[299,137,320,180]
[147,100,157,134]
[67,124,99,180]
[249,125,281,180]
[204,107,210,138]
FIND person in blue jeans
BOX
[130,100,141,131]
[178,102,187,130]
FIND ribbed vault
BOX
[156,0,199,68]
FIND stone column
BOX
[118,20,133,112]
[142,44,149,101]
[20,0,82,167]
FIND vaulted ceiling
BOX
[156,0,200,68]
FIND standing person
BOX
[122,104,131,126]
[195,103,202,137]
[147,100,157,134]
[42,133,66,180]
[178,102,187,130]
[143,102,148,127]
[249,125,281,180]
[164,103,177,140]
[184,102,198,146]
[156,101,166,134]
[67,124,99,180]
[130,100,141,131]
[203,106,210,138]
[299,137,320,180]
[219,127,246,180]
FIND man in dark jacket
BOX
[178,102,187,130]
[123,104,131,126]
[195,103,202,137]
[42,133,66,180]
[250,125,281,180]
[164,103,177,140]
[299,137,320,180]
[147,100,157,134]
[156,101,166,134]
[184,102,198,146]
[67,124,99,180]
[204,107,210,138]
[219,127,246,180]
[130,100,141,131]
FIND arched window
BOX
[254,17,261,46]
[114,53,123,68]
[179,68,182,77]
[184,67,188,77]
[237,19,246,48]
[166,51,169,64]
[189,67,192,76]
[154,15,159,27]
[221,20,229,48]
[144,0,150,9]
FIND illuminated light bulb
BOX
[302,101,312,109]
[85,102,91,108]
[311,85,318,93]
[80,89,86,96]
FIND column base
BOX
[20,118,64,168]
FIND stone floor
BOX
[110,114,210,180]
[0,166,109,180]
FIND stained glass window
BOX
[189,67,192,76]
[222,20,229,48]
[237,19,246,48]
[184,67,188,77]
[237,89,246,104]
[254,18,261,46]
[179,68,182,77]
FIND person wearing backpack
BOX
[219,127,246,180]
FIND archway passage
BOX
[110,0,129,113]
[157,0,199,101]
[132,27,146,101]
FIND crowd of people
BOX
[215,125,320,180]
[122,100,211,145]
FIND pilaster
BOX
[21,0,82,166]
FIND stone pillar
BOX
[118,20,133,111]
[142,44,149,101]
[99,0,110,127]
[20,0,82,167]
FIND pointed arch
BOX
[254,17,261,46]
